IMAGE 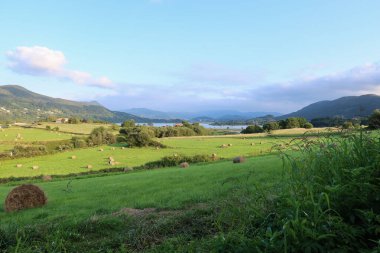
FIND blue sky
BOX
[1,0,380,113]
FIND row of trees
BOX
[241,117,313,134]
[118,120,210,147]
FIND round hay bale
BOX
[121,147,126,150]
[111,147,116,151]
[108,157,114,161]
[71,155,77,160]
[32,165,39,170]
[109,160,115,166]
[4,184,47,212]
[16,164,23,168]
[228,144,233,147]
[87,165,93,169]
[250,143,255,146]
[220,144,228,148]
[179,162,189,168]
[42,175,52,181]
[233,156,245,163]
[99,148,104,152]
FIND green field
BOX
[33,122,118,135]
[0,155,281,224]
[0,127,74,142]
[0,135,288,178]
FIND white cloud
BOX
[6,46,115,89]
[98,62,380,112]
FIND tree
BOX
[241,125,264,134]
[68,117,80,124]
[88,127,116,146]
[263,121,280,132]
[368,109,380,129]
[121,119,135,128]
[304,122,313,129]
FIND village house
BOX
[56,118,69,123]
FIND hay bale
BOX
[4,184,47,212]
[87,165,93,169]
[108,157,114,161]
[71,155,77,159]
[260,141,263,144]
[228,144,233,147]
[111,147,116,151]
[99,148,104,152]
[32,165,39,170]
[121,147,126,150]
[233,156,246,163]
[16,164,23,168]
[109,160,115,166]
[250,143,255,146]
[220,144,228,148]
[179,162,189,168]
[42,175,52,181]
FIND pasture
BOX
[33,122,118,135]
[0,134,290,178]
[0,154,282,224]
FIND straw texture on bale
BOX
[180,162,189,168]
[4,184,47,212]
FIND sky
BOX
[1,0,380,113]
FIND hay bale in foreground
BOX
[4,184,47,212]
[71,155,77,159]
[32,165,39,170]
[16,164,22,168]
[180,162,189,168]
[42,175,52,181]
[87,165,93,169]
[233,156,246,163]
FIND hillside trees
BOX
[368,109,380,129]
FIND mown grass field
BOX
[0,125,331,178]
[0,127,74,142]
[0,155,282,225]
[0,134,289,178]
[33,122,118,135]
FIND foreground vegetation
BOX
[0,130,378,252]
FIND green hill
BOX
[279,94,380,120]
[0,85,163,123]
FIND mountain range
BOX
[1,85,379,123]
[123,108,281,121]
[0,85,177,123]
[278,94,380,120]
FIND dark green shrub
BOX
[12,145,47,157]
[303,122,313,129]
[368,109,380,129]
[88,127,116,146]
[71,137,88,148]
[241,125,264,134]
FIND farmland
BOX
[0,124,378,252]
[0,124,321,178]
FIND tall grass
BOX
[208,130,380,252]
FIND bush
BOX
[368,109,380,129]
[12,145,47,157]
[71,137,88,148]
[241,125,264,134]
[303,122,313,129]
[263,121,280,132]
[88,127,116,146]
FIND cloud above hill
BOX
[6,46,115,89]
[97,62,380,112]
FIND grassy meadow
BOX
[0,124,378,252]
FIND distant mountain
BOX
[122,108,281,121]
[0,85,174,123]
[123,108,175,119]
[278,94,380,120]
